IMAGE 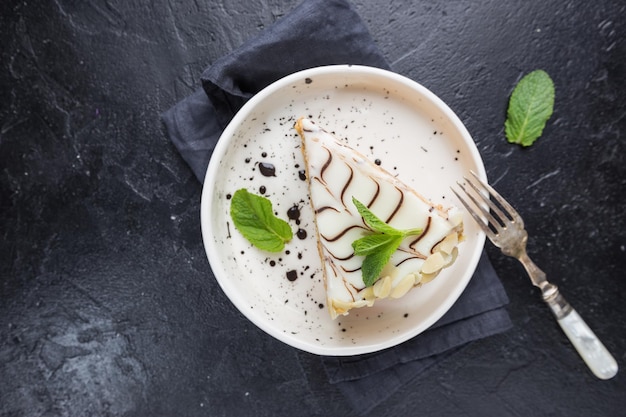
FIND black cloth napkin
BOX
[323,251,511,414]
[162,0,512,414]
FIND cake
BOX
[294,117,464,319]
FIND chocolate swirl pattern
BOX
[295,117,463,319]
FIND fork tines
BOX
[452,171,524,238]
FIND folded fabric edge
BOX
[199,0,390,130]
[160,89,222,182]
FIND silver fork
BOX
[453,171,618,380]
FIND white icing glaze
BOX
[295,117,464,318]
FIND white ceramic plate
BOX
[201,65,486,356]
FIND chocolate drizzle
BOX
[315,206,340,214]
[397,247,427,259]
[343,279,356,301]
[340,165,354,208]
[319,148,332,182]
[395,255,424,267]
[385,186,404,223]
[366,178,381,208]
[341,265,362,273]
[321,224,364,242]
[334,252,355,261]
[312,176,334,199]
[409,217,431,250]
[430,236,446,254]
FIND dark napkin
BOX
[161,0,512,414]
[323,251,511,414]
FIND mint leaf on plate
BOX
[352,197,402,235]
[505,69,555,147]
[230,188,293,252]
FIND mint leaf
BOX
[352,234,400,256]
[352,197,402,235]
[505,69,555,147]
[350,198,423,287]
[360,235,404,287]
[230,188,293,252]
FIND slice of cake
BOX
[294,117,464,319]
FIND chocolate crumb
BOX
[286,270,298,281]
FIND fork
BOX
[453,171,618,380]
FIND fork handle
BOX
[545,291,618,380]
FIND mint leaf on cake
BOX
[351,197,424,287]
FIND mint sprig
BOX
[505,69,555,147]
[351,197,422,287]
[230,188,293,252]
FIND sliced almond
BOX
[390,274,416,299]
[438,232,459,255]
[443,247,459,267]
[373,275,392,299]
[360,286,375,301]
[413,273,423,285]
[421,252,446,274]
[420,271,439,284]
[352,300,370,309]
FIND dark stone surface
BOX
[1,0,624,416]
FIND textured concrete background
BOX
[1,0,625,416]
